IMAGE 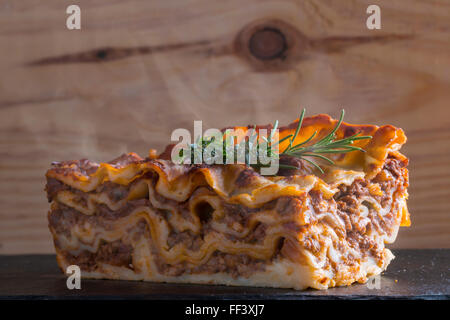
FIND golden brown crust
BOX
[159,114,407,178]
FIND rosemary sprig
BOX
[179,109,372,174]
[279,109,372,173]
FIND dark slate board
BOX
[0,249,448,300]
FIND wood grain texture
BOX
[1,0,449,253]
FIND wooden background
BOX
[1,0,449,253]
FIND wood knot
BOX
[235,19,309,71]
[249,28,287,60]
[96,49,109,60]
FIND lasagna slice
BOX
[46,114,409,290]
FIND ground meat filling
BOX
[153,251,266,279]
[48,199,151,236]
[45,178,67,202]
[63,239,133,272]
[167,230,203,251]
[192,252,265,278]
[333,155,407,257]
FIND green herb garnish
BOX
[179,109,372,174]
[278,109,372,173]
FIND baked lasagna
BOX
[46,114,409,290]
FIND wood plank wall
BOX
[1,0,449,253]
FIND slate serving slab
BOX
[0,249,448,300]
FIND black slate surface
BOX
[0,249,448,300]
